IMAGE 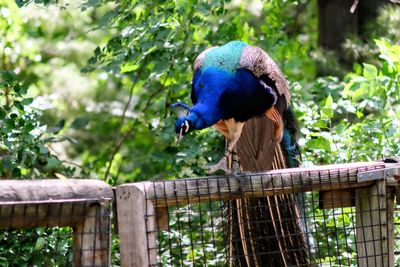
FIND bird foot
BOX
[206,153,243,175]
[231,152,241,174]
[206,156,230,174]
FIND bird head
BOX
[175,117,192,143]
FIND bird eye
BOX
[198,82,204,89]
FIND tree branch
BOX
[103,60,147,182]
[103,125,134,182]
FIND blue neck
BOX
[187,103,221,130]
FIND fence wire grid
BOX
[139,163,397,267]
[0,199,112,267]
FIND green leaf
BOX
[38,145,49,155]
[0,108,6,119]
[305,137,331,150]
[48,119,65,134]
[70,117,89,129]
[353,63,363,75]
[20,83,29,95]
[0,70,17,86]
[45,157,60,169]
[321,95,333,118]
[312,120,327,129]
[362,63,378,79]
[34,237,46,251]
[20,98,33,106]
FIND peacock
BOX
[174,41,310,266]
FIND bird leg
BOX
[231,147,241,174]
[206,120,244,174]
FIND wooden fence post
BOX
[116,183,157,267]
[355,180,394,267]
[73,201,112,267]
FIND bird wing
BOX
[235,44,289,170]
[238,45,290,111]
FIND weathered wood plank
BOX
[73,201,111,267]
[133,162,387,207]
[155,207,169,231]
[116,183,157,267]
[0,179,114,229]
[387,188,395,267]
[0,179,114,201]
[356,181,393,267]
[320,189,353,209]
[0,199,102,229]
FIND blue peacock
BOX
[173,41,310,266]
[175,41,297,173]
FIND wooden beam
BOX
[356,181,394,267]
[132,162,387,207]
[0,199,107,229]
[155,207,169,231]
[319,189,354,209]
[0,179,114,202]
[73,200,111,267]
[0,179,114,229]
[116,183,157,267]
[387,188,395,267]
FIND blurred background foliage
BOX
[1,0,400,265]
[3,0,399,185]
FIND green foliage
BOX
[75,0,317,184]
[158,203,225,266]
[0,71,75,178]
[0,227,72,267]
[295,39,400,164]
[15,0,59,7]
[0,2,86,266]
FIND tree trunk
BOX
[317,0,386,72]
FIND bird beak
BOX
[176,133,183,144]
[176,128,184,144]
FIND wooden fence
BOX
[116,160,400,267]
[0,179,114,267]
[0,160,399,266]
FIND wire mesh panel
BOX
[157,202,225,266]
[0,179,114,267]
[117,161,398,267]
[0,200,112,267]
